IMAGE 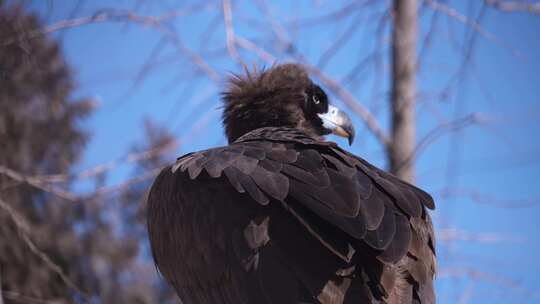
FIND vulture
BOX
[147,64,436,304]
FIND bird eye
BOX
[312,96,320,105]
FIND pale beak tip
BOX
[318,105,356,145]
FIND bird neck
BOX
[223,103,299,143]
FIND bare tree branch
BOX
[425,0,523,58]
[253,0,291,48]
[56,0,87,40]
[438,228,523,243]
[368,10,390,111]
[403,113,486,166]
[157,27,221,84]
[41,138,177,184]
[0,138,177,202]
[317,12,365,69]
[122,36,170,100]
[235,36,277,64]
[484,0,540,14]
[3,291,58,304]
[3,6,204,46]
[92,168,162,197]
[3,7,222,83]
[289,0,374,27]
[222,0,241,63]
[0,198,87,299]
[439,267,540,298]
[437,187,540,208]
[417,4,440,72]
[457,282,475,304]
[0,166,78,202]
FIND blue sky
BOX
[21,0,540,303]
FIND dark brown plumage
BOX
[147,64,436,304]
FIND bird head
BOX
[222,63,355,145]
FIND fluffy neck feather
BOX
[221,64,312,143]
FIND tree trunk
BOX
[389,0,418,183]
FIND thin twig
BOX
[0,198,87,300]
[317,12,365,69]
[92,168,162,197]
[121,36,170,101]
[40,137,177,184]
[484,0,540,14]
[3,8,190,46]
[439,266,540,299]
[415,113,484,155]
[0,139,176,201]
[199,13,223,51]
[0,166,78,202]
[394,113,486,172]
[3,1,216,43]
[288,0,374,27]
[437,187,540,208]
[438,228,522,243]
[235,36,277,64]
[56,0,87,40]
[252,0,291,50]
[425,0,523,58]
[417,4,441,72]
[3,7,222,83]
[368,9,390,112]
[457,281,475,304]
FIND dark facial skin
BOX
[301,84,332,137]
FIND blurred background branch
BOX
[0,0,539,303]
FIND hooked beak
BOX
[317,105,355,145]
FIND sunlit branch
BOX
[222,0,241,63]
[235,36,277,64]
